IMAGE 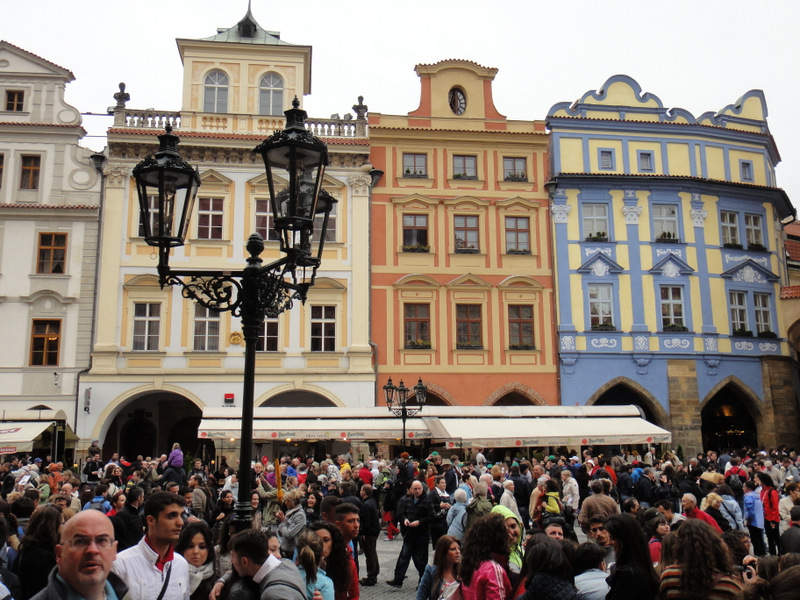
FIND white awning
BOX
[197,405,671,446]
[0,422,57,454]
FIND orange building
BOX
[368,60,558,409]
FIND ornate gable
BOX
[649,254,694,277]
[577,253,624,277]
[721,260,779,284]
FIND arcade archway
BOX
[259,390,337,407]
[587,378,668,428]
[701,382,760,452]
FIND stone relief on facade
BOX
[584,247,612,257]
[733,265,767,284]
[560,335,575,351]
[759,342,778,352]
[661,261,681,278]
[634,336,649,351]
[622,205,642,225]
[726,254,770,268]
[591,261,610,277]
[734,341,755,351]
[704,357,720,377]
[632,355,651,375]
[690,208,708,227]
[550,204,571,224]
[348,175,372,195]
[590,337,617,349]
[704,337,718,352]
[560,355,577,376]
[662,338,691,349]
[104,166,130,187]
[655,248,683,260]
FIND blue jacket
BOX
[744,490,764,529]
[416,565,441,600]
[446,501,467,540]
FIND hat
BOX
[586,459,594,466]
[548,455,556,461]
[441,459,453,466]
[400,452,410,459]
[431,451,440,457]
[570,456,580,462]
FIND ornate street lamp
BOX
[133,97,334,528]
[383,377,427,453]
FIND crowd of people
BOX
[0,442,798,600]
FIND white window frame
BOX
[660,285,685,329]
[259,73,284,116]
[257,317,279,351]
[745,213,764,247]
[504,216,530,254]
[582,203,609,240]
[720,210,740,246]
[310,305,336,352]
[754,292,772,334]
[204,70,229,113]
[193,305,220,351]
[653,204,679,241]
[132,302,160,351]
[588,283,614,329]
[729,291,748,332]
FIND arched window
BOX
[259,73,283,116]
[204,70,228,113]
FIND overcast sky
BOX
[5,1,799,204]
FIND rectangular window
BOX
[0,154,4,188]
[5,90,24,112]
[456,304,482,349]
[745,213,764,247]
[403,153,427,178]
[740,161,754,182]
[403,214,428,250]
[452,155,477,179]
[454,215,479,252]
[508,305,534,349]
[313,212,336,243]
[138,194,159,238]
[653,204,679,241]
[638,151,654,172]
[599,149,614,170]
[503,157,527,181]
[257,318,279,351]
[30,320,60,366]
[310,305,336,352]
[193,305,220,351]
[505,216,530,254]
[132,303,160,351]
[37,233,67,274]
[720,211,740,246]
[588,283,614,329]
[404,304,430,348]
[197,197,224,240]
[583,203,609,240]
[754,292,772,334]
[255,199,273,241]
[660,286,685,329]
[19,155,40,190]
[729,291,747,332]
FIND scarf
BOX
[188,561,215,594]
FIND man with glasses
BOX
[31,509,127,600]
[112,491,189,599]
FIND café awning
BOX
[0,421,58,454]
[198,405,671,446]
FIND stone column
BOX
[667,359,702,458]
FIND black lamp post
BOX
[133,97,334,528]
[383,377,427,453]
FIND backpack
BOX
[88,499,106,512]
[726,469,744,494]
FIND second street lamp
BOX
[132,97,334,528]
[383,377,427,453]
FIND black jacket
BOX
[112,504,144,551]
[359,496,381,537]
[396,492,434,539]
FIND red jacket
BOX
[761,487,780,522]
[684,507,722,533]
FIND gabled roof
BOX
[0,40,74,81]
[720,259,779,283]
[649,254,694,276]
[577,252,624,275]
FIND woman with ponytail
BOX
[295,529,335,600]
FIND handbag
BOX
[439,580,462,600]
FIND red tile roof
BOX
[784,222,800,237]
[0,203,97,210]
[781,286,800,299]
[107,128,368,146]
[786,239,800,262]
[0,40,75,79]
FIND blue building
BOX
[546,75,797,457]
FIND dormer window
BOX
[204,70,229,114]
[259,73,284,116]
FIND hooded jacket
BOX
[491,505,524,574]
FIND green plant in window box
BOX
[748,243,768,253]
[504,172,528,182]
[406,339,432,349]
[757,330,777,339]
[723,242,744,250]
[509,343,535,350]
[732,328,753,337]
[585,232,608,242]
[656,231,681,243]
[456,343,483,350]
[402,244,430,253]
[591,319,616,332]
[507,249,531,255]
[663,324,688,333]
